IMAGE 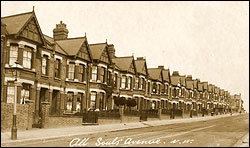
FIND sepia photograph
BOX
[1,1,249,147]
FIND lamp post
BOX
[11,61,21,140]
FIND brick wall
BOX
[122,116,140,123]
[47,116,82,128]
[98,117,121,125]
[1,102,33,132]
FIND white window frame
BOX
[9,45,18,66]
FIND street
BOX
[2,114,249,147]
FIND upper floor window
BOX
[68,63,75,80]
[9,45,18,66]
[121,76,126,89]
[78,64,85,82]
[140,78,144,89]
[158,84,161,94]
[23,50,32,69]
[41,55,48,75]
[128,76,132,89]
[100,67,106,83]
[161,84,165,94]
[152,83,157,94]
[114,73,118,88]
[165,84,168,94]
[148,82,150,95]
[92,66,97,81]
[54,59,61,78]
[135,77,139,89]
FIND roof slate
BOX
[1,12,33,35]
[162,69,170,82]
[112,56,134,72]
[89,43,107,60]
[148,68,162,81]
[56,37,86,55]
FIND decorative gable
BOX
[20,17,42,44]
[141,63,147,75]
[128,62,135,74]
[100,48,109,63]
[77,43,90,61]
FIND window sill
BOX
[41,75,49,78]
[54,77,61,81]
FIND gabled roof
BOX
[186,80,193,90]
[112,56,134,72]
[56,37,86,56]
[198,82,203,92]
[89,43,107,60]
[193,79,198,89]
[134,58,148,76]
[203,82,208,90]
[208,84,213,92]
[162,69,170,83]
[180,75,186,86]
[43,34,67,55]
[148,68,162,82]
[1,11,33,35]
[1,11,45,45]
[171,71,180,86]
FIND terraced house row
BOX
[1,10,244,131]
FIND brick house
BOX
[197,81,203,112]
[148,67,165,110]
[170,71,181,110]
[185,75,194,111]
[112,56,137,111]
[161,67,171,111]
[134,57,150,111]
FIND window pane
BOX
[7,86,15,103]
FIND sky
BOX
[1,1,249,112]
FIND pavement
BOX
[1,113,241,145]
[233,132,249,147]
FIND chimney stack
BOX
[53,21,69,40]
[107,44,115,59]
[158,65,164,70]
[137,57,144,60]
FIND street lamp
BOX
[11,61,22,140]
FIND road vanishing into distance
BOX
[2,114,249,147]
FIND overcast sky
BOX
[1,1,249,112]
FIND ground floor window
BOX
[66,92,73,113]
[7,82,15,104]
[90,92,97,110]
[152,101,156,109]
[76,93,83,113]
[21,83,30,104]
[99,92,106,110]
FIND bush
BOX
[126,99,137,107]
[114,97,127,106]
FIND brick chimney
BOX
[107,44,115,59]
[53,21,69,40]
[172,71,179,76]
[158,65,164,70]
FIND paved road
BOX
[2,114,249,147]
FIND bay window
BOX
[100,67,105,83]
[121,76,126,89]
[20,83,30,104]
[76,93,82,113]
[135,77,139,89]
[54,59,61,78]
[23,50,32,69]
[68,63,75,80]
[128,76,131,89]
[66,92,73,113]
[92,66,97,81]
[7,83,15,104]
[41,55,48,75]
[9,45,18,66]
[90,92,97,110]
[78,64,85,82]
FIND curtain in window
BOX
[23,50,32,69]
[92,66,97,81]
[9,46,18,66]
